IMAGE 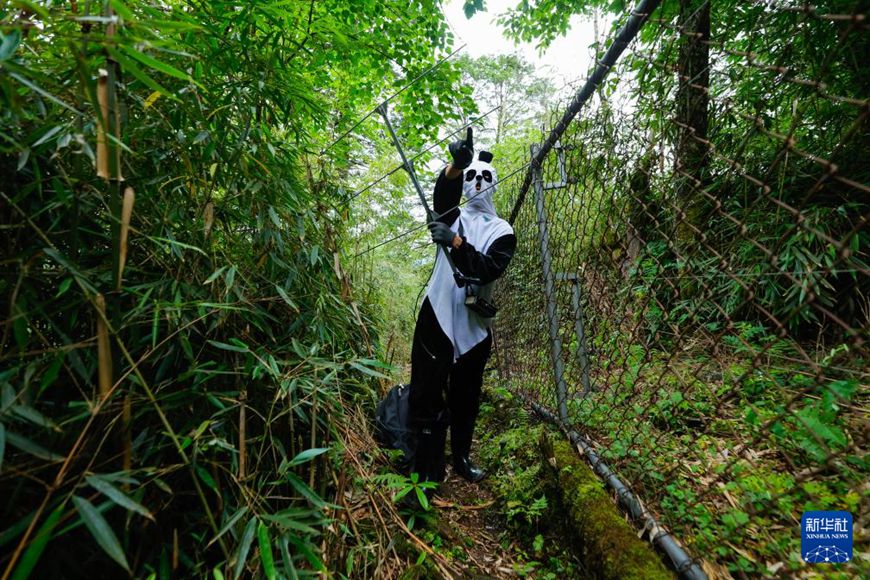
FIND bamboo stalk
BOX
[117,186,135,289]
[95,293,112,401]
[309,391,318,489]
[203,201,214,238]
[95,68,109,179]
[122,394,132,476]
[95,73,124,181]
[97,7,123,183]
[238,390,247,480]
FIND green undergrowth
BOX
[368,386,588,578]
[474,387,588,579]
[565,330,868,577]
[474,386,680,579]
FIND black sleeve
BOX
[450,233,517,285]
[433,168,461,226]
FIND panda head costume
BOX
[462,151,498,217]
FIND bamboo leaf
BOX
[11,1,50,19]
[11,404,59,430]
[284,473,326,507]
[286,534,325,571]
[147,19,203,32]
[274,285,298,310]
[233,517,257,580]
[207,506,248,548]
[72,496,131,572]
[257,522,277,580]
[144,90,162,108]
[31,126,63,148]
[118,44,199,86]
[109,0,135,20]
[106,47,176,100]
[0,384,14,413]
[42,248,98,294]
[10,503,64,580]
[16,148,29,171]
[7,71,81,115]
[85,475,154,521]
[0,29,22,61]
[39,356,69,394]
[146,235,208,256]
[195,465,218,492]
[259,515,319,536]
[287,447,328,467]
[5,431,63,462]
[204,266,227,285]
[207,340,248,353]
[355,358,394,369]
[347,360,389,379]
[55,278,73,298]
[268,206,281,228]
[279,534,299,580]
[12,313,27,352]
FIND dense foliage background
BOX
[0,0,471,577]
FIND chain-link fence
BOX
[493,0,868,576]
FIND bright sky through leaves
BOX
[443,0,598,86]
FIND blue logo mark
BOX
[801,511,852,564]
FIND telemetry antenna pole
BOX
[377,103,478,288]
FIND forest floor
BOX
[428,469,533,576]
[336,388,590,578]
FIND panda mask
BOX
[462,151,498,217]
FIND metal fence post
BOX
[556,273,592,397]
[531,144,569,423]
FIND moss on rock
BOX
[543,436,674,580]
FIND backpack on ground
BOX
[374,384,416,473]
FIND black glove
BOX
[428,221,456,247]
[448,127,474,170]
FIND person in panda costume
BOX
[408,127,516,488]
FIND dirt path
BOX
[431,471,527,577]
[335,402,587,578]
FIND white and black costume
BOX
[409,151,516,484]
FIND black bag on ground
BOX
[374,384,416,473]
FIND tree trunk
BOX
[495,82,505,145]
[674,0,710,249]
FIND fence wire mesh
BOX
[493,0,868,575]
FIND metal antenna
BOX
[376,103,478,288]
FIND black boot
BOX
[415,424,447,484]
[453,454,486,483]
[451,420,486,483]
[400,424,447,510]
